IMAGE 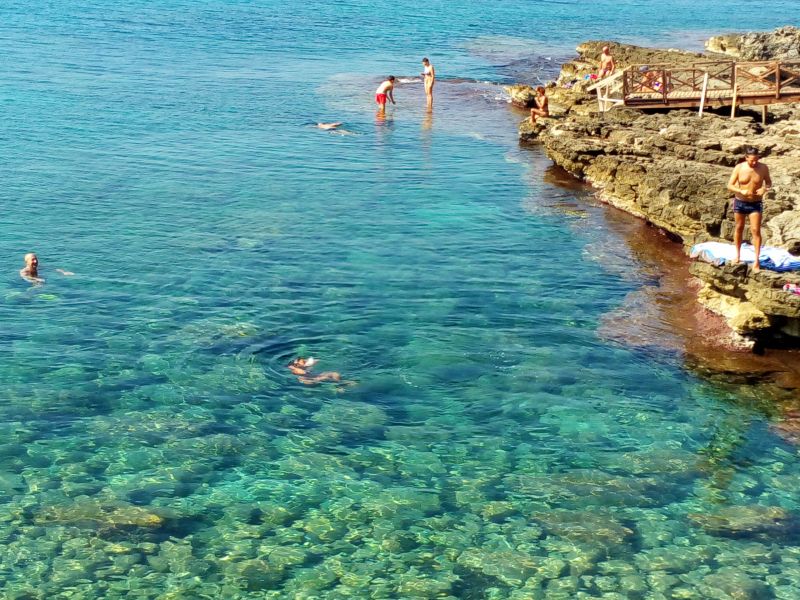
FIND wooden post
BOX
[730,82,738,119]
[762,105,768,125]
[698,72,709,117]
[775,62,781,99]
[622,69,628,99]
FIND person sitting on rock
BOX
[598,46,615,78]
[726,147,772,272]
[529,87,549,124]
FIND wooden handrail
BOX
[614,59,800,111]
[586,70,625,92]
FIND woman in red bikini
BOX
[375,76,396,113]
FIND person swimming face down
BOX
[287,356,345,385]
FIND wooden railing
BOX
[611,60,800,109]
[586,70,625,112]
[734,61,800,96]
[622,60,735,99]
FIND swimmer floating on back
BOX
[315,122,356,135]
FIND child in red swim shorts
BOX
[375,76,396,111]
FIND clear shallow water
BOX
[3,1,800,597]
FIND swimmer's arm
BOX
[289,365,307,376]
[20,270,44,283]
[56,269,75,276]
[429,66,435,78]
[757,167,772,196]
[388,89,395,104]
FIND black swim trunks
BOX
[733,199,763,214]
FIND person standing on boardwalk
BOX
[529,86,549,123]
[421,58,435,109]
[726,147,772,271]
[375,76,396,114]
[598,46,615,78]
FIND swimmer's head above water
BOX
[20,253,42,282]
[24,253,38,273]
[288,356,317,376]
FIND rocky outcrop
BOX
[518,35,800,343]
[505,84,539,108]
[691,262,800,337]
[706,26,800,60]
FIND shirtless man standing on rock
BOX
[727,147,772,271]
[598,46,615,78]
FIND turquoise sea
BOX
[3,1,800,597]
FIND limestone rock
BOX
[688,504,796,537]
[518,38,800,344]
[457,548,541,587]
[35,499,167,530]
[519,117,548,143]
[534,509,634,549]
[505,84,537,108]
[697,283,772,333]
[706,26,800,60]
[574,41,704,75]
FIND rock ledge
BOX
[517,35,800,344]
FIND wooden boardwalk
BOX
[589,60,800,117]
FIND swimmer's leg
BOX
[750,210,763,272]
[733,212,746,264]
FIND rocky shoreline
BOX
[511,28,800,350]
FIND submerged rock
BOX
[457,547,541,587]
[688,504,797,537]
[506,469,674,509]
[34,499,167,530]
[534,509,634,549]
[311,400,388,436]
[698,568,772,599]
